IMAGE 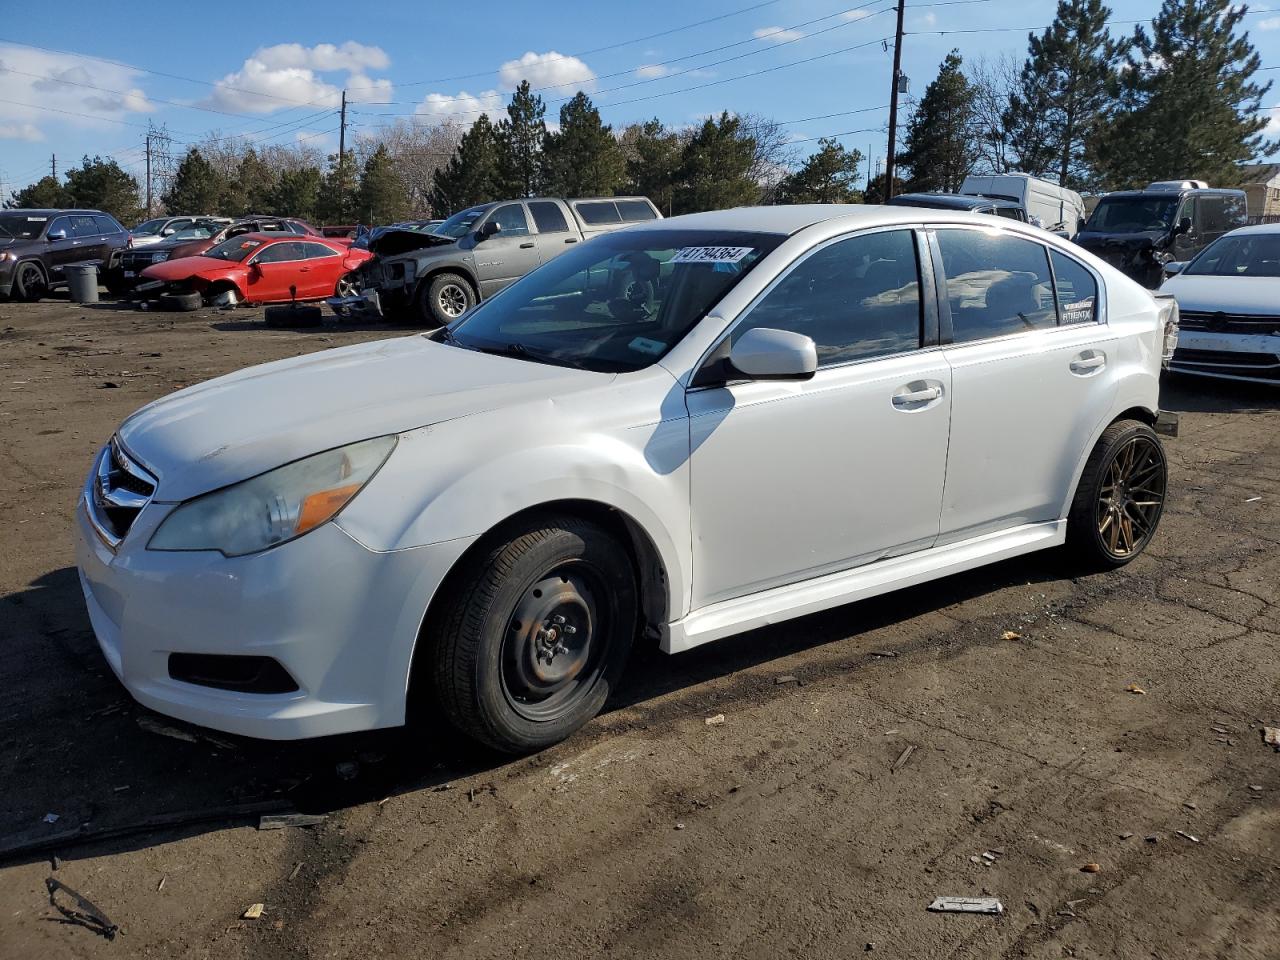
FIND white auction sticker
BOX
[628,336,666,355]
[671,246,754,264]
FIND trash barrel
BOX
[66,264,100,304]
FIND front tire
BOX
[14,262,47,302]
[418,272,474,327]
[1066,419,1167,568]
[431,516,638,753]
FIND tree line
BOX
[6,0,1273,226]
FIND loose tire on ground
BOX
[158,291,202,312]
[14,261,47,302]
[264,304,323,328]
[1066,418,1167,569]
[418,272,474,327]
[429,515,638,753]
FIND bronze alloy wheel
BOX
[1095,433,1166,559]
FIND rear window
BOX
[528,201,570,234]
[616,199,657,222]
[94,215,124,234]
[575,201,621,226]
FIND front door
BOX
[44,215,81,279]
[295,242,344,298]
[932,226,1120,543]
[686,228,952,608]
[246,241,307,302]
[473,203,540,297]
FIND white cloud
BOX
[842,9,873,20]
[1266,106,1280,137]
[414,89,505,123]
[911,12,938,28]
[1259,16,1280,28]
[498,51,595,92]
[0,45,153,139]
[754,27,805,43]
[202,41,393,114]
[636,64,672,79]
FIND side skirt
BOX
[662,520,1066,654]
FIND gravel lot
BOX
[1,294,1279,959]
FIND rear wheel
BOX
[417,272,474,327]
[430,516,637,753]
[14,262,47,302]
[1066,419,1167,568]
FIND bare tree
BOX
[738,113,797,204]
[967,54,1021,176]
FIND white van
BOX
[960,173,1086,238]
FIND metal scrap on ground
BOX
[258,813,327,830]
[46,877,119,940]
[927,896,1004,915]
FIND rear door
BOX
[933,226,1119,543]
[71,214,109,264]
[527,200,578,264]
[473,203,539,296]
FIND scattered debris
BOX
[288,862,303,882]
[136,715,198,743]
[774,675,799,685]
[1001,630,1022,641]
[927,896,1004,915]
[1176,830,1200,843]
[1263,727,1280,750]
[258,813,327,831]
[1213,726,1229,734]
[1119,832,1134,840]
[157,875,166,892]
[674,823,685,830]
[335,761,359,780]
[42,813,59,824]
[1081,862,1102,873]
[431,783,454,792]
[1183,801,1197,810]
[1125,684,1147,695]
[1245,496,1262,503]
[46,878,118,940]
[870,650,898,658]
[705,714,726,726]
[99,381,119,389]
[378,796,391,807]
[1145,835,1159,843]
[242,903,265,920]
[1249,784,1263,792]
[892,745,916,772]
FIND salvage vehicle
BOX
[330,196,660,325]
[131,216,230,248]
[135,233,370,309]
[1161,223,1280,384]
[887,192,1028,222]
[119,218,236,288]
[77,205,1177,753]
[960,173,1086,237]
[1075,181,1246,289]
[0,208,130,300]
[138,216,328,268]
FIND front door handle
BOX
[564,237,578,244]
[1070,351,1106,375]
[892,381,944,410]
[519,241,535,249]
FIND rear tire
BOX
[430,516,637,753]
[417,272,474,327]
[14,262,47,302]
[1066,419,1167,569]
[264,304,323,328]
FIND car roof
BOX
[622,203,1025,236]
[1220,222,1280,237]
[889,193,1002,210]
[1102,187,1245,198]
[2,208,107,216]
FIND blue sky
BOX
[2,0,1278,196]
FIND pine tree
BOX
[315,151,360,224]
[226,148,277,216]
[864,173,907,204]
[1006,0,1117,187]
[542,93,625,197]
[270,167,322,221]
[621,119,682,216]
[162,149,227,216]
[357,145,409,224]
[6,175,72,209]
[431,115,504,214]
[900,51,979,193]
[774,140,865,204]
[674,112,758,214]
[64,156,144,224]
[496,81,547,197]
[1092,0,1274,188]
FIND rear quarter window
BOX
[1049,250,1098,324]
[616,199,658,222]
[575,201,622,226]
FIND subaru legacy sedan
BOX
[77,206,1178,753]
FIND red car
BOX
[139,233,370,306]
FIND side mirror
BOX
[729,328,817,381]
[162,227,175,236]
[47,228,67,241]
[1176,216,1192,236]
[477,220,502,240]
[248,262,262,277]
[1163,261,1187,276]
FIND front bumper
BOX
[75,484,474,739]
[1169,330,1280,385]
[327,289,384,319]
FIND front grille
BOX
[1179,310,1280,334]
[121,251,167,272]
[87,439,157,547]
[1171,347,1280,380]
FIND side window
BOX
[1199,196,1230,235]
[575,201,621,225]
[1050,250,1098,324]
[93,215,123,235]
[616,199,658,222]
[1223,193,1247,229]
[936,229,1057,342]
[735,229,922,366]
[1178,196,1198,230]
[71,215,102,237]
[253,242,305,264]
[299,242,338,259]
[48,216,73,239]
[528,201,570,234]
[489,204,529,236]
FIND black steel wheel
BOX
[1067,419,1167,568]
[14,262,47,301]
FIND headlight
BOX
[0,251,15,262]
[148,436,396,556]
[151,251,169,262]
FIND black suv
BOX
[0,208,130,300]
[1075,181,1247,288]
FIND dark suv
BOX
[0,209,130,300]
[1074,181,1247,288]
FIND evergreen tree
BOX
[621,119,682,216]
[542,93,625,197]
[64,156,143,224]
[6,175,72,209]
[162,149,227,216]
[226,148,277,216]
[496,81,547,197]
[1006,0,1117,187]
[431,115,504,214]
[1092,0,1273,188]
[357,144,409,224]
[316,151,360,224]
[674,112,758,214]
[900,51,979,193]
[774,140,865,204]
[270,167,322,221]
[864,173,907,204]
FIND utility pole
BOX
[338,90,348,217]
[50,154,56,179]
[145,132,153,215]
[884,0,906,201]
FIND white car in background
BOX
[1161,223,1280,384]
[77,206,1178,754]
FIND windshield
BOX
[0,214,48,240]
[132,218,169,235]
[170,225,217,241]
[1184,232,1280,277]
[434,207,485,239]
[1086,196,1178,233]
[203,236,263,262]
[446,229,783,373]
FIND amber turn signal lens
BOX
[294,483,361,535]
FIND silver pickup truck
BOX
[330,196,662,325]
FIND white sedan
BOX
[77,206,1178,753]
[1161,223,1280,384]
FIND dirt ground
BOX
[1,292,1279,960]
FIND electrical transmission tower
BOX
[144,122,178,215]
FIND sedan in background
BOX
[131,216,230,248]
[138,233,371,306]
[1161,223,1280,384]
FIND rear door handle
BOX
[1070,351,1106,375]
[564,237,578,244]
[519,241,535,249]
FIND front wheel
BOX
[417,272,474,327]
[14,262,47,302]
[430,516,638,753]
[1066,419,1168,568]
[334,272,360,298]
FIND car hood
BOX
[1075,229,1168,251]
[117,335,608,501]
[1160,274,1280,313]
[368,228,455,257]
[140,256,243,281]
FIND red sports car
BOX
[139,233,371,306]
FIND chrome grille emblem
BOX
[86,439,157,548]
